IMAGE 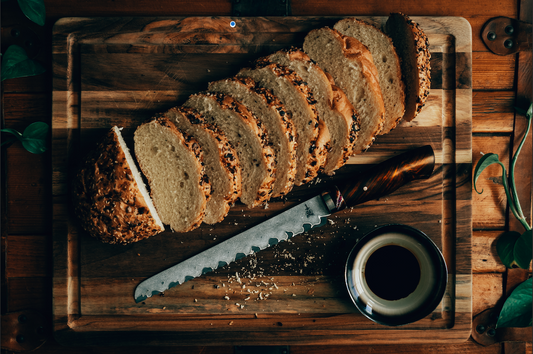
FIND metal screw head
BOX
[505,25,514,35]
[487,31,496,41]
[476,324,486,333]
[504,39,514,48]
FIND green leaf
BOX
[1,45,45,81]
[514,229,533,269]
[496,278,532,328]
[1,128,23,139]
[21,121,49,154]
[473,153,502,194]
[497,231,522,268]
[17,0,45,26]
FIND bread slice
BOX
[208,76,297,197]
[334,18,406,134]
[72,126,165,244]
[303,27,385,154]
[237,62,329,185]
[183,92,276,208]
[265,48,360,175]
[385,13,431,122]
[165,106,242,224]
[134,117,211,232]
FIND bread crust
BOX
[242,61,328,185]
[304,27,385,153]
[71,127,165,245]
[187,92,276,207]
[166,106,242,224]
[386,13,431,122]
[137,117,211,232]
[267,47,360,175]
[335,18,405,134]
[209,76,297,197]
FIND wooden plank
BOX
[472,135,510,229]
[7,277,51,314]
[472,52,516,91]
[291,338,502,354]
[5,145,50,235]
[472,91,516,134]
[5,235,51,278]
[472,273,503,316]
[472,231,506,273]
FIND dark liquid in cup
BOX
[364,245,421,301]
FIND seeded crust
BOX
[165,106,242,224]
[386,13,431,122]
[304,27,385,154]
[184,92,276,207]
[265,48,359,175]
[134,117,211,233]
[238,62,329,185]
[208,76,297,197]
[71,127,165,245]
[334,18,406,134]
[327,74,361,170]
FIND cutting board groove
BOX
[52,16,472,345]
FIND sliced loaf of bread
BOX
[72,126,165,244]
[237,62,329,185]
[304,27,385,154]
[335,18,405,134]
[386,13,431,122]
[134,117,211,232]
[183,92,276,208]
[165,106,242,224]
[208,76,297,197]
[265,48,359,175]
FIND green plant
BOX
[1,0,46,81]
[1,0,48,153]
[1,44,45,82]
[473,103,532,329]
[1,0,45,26]
[1,122,49,154]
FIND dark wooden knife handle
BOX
[323,145,435,212]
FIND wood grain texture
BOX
[50,16,472,345]
[472,135,511,229]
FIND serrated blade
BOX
[134,194,330,302]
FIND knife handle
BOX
[323,145,435,212]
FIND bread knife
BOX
[134,145,435,303]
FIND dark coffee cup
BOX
[345,224,447,326]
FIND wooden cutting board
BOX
[52,16,472,346]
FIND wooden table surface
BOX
[1,0,531,353]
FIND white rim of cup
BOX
[351,232,437,317]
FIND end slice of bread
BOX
[303,27,385,154]
[265,48,359,175]
[184,92,276,208]
[237,62,329,185]
[385,13,431,122]
[165,106,242,224]
[208,77,297,197]
[334,18,405,134]
[72,126,165,244]
[134,118,211,232]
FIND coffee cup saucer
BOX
[345,224,448,326]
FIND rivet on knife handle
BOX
[324,145,435,212]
